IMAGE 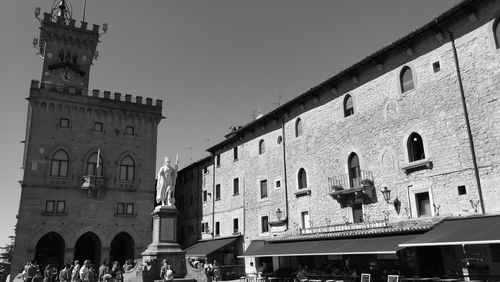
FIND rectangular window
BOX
[352,204,363,223]
[126,203,134,215]
[94,122,103,132]
[203,166,209,174]
[216,154,220,167]
[215,184,221,200]
[56,201,65,213]
[260,180,268,199]
[301,211,310,229]
[117,203,125,215]
[233,218,239,233]
[45,200,55,213]
[416,192,431,217]
[261,216,269,233]
[233,147,238,160]
[205,222,209,233]
[276,180,281,188]
[215,222,220,236]
[125,126,134,135]
[432,61,440,73]
[59,118,69,128]
[233,178,239,195]
[201,222,206,233]
[203,190,208,202]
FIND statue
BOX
[156,155,178,207]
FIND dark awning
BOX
[400,215,500,247]
[240,235,415,257]
[184,236,239,257]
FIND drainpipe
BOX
[434,18,485,214]
[212,154,216,238]
[281,117,289,231]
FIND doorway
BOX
[35,232,65,269]
[74,232,101,265]
[109,232,134,264]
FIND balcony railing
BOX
[327,170,375,207]
[328,170,373,190]
[81,175,107,198]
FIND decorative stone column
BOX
[141,205,186,280]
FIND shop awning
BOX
[240,235,415,257]
[184,236,239,257]
[399,215,500,247]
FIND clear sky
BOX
[0,0,459,248]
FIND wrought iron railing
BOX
[328,170,373,190]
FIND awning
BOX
[184,236,239,257]
[399,215,500,247]
[240,234,415,257]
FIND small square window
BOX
[233,178,239,195]
[233,147,238,161]
[203,190,208,202]
[117,203,125,215]
[432,61,440,73]
[56,201,65,213]
[457,185,467,195]
[94,122,103,132]
[233,218,239,233]
[276,180,281,188]
[59,118,70,128]
[416,192,431,217]
[261,216,269,233]
[125,126,134,135]
[260,180,268,199]
[215,222,220,236]
[215,184,221,200]
[45,200,55,213]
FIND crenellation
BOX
[114,92,121,101]
[68,18,76,28]
[125,94,132,102]
[80,21,87,30]
[92,24,99,33]
[136,96,143,104]
[146,97,153,105]
[92,89,99,97]
[103,91,111,99]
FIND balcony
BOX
[327,170,376,207]
[81,175,107,198]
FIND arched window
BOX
[119,155,135,181]
[348,153,361,188]
[50,149,69,177]
[86,152,103,176]
[259,140,265,154]
[295,118,303,137]
[298,168,307,189]
[400,66,414,93]
[344,95,354,117]
[495,20,500,49]
[407,132,425,162]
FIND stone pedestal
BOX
[141,205,186,280]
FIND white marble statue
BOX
[156,155,178,207]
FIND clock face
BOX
[61,70,74,84]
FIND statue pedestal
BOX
[141,205,186,280]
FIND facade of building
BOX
[11,5,163,276]
[177,0,500,279]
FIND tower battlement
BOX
[31,79,163,108]
[43,12,100,34]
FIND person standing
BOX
[59,264,72,282]
[98,260,107,282]
[71,260,81,282]
[164,265,174,282]
[22,261,36,282]
[79,260,91,282]
[212,261,221,282]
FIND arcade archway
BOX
[109,232,134,264]
[74,232,101,265]
[35,232,65,269]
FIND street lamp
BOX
[276,208,283,221]
[380,186,401,215]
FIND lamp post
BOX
[380,187,401,215]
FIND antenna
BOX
[82,0,87,22]
[272,92,283,108]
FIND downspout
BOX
[212,154,216,238]
[435,19,485,214]
[281,117,289,231]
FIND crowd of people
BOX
[187,257,221,282]
[20,259,136,282]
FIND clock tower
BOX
[36,0,100,88]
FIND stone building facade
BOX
[177,0,500,279]
[12,7,163,276]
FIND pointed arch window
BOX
[407,132,425,162]
[400,66,414,93]
[348,153,361,188]
[86,152,103,176]
[495,20,500,49]
[344,95,354,117]
[259,140,265,155]
[50,149,69,177]
[298,168,307,189]
[295,118,303,137]
[119,155,135,181]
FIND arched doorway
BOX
[74,232,101,265]
[109,232,134,264]
[35,232,65,269]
